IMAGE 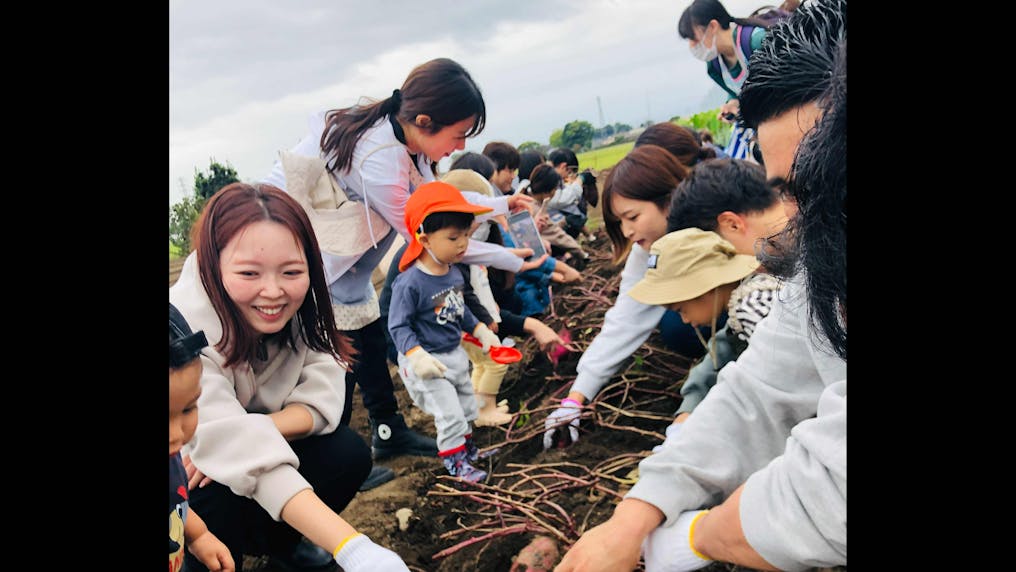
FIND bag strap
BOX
[738,25,754,60]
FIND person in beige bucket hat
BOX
[628,227,760,318]
[628,226,780,448]
[628,227,760,372]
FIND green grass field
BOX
[577,141,634,172]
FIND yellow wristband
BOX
[688,510,711,561]
[332,532,363,558]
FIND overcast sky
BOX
[169,0,764,206]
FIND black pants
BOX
[340,317,400,426]
[378,243,408,366]
[182,426,372,572]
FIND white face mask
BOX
[689,27,718,62]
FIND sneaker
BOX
[464,435,498,463]
[358,465,396,492]
[269,537,336,571]
[371,414,438,460]
[441,448,487,483]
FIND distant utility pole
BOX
[596,96,605,127]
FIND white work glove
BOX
[333,534,410,572]
[641,510,712,572]
[407,347,448,380]
[542,398,582,450]
[473,323,501,352]
[651,422,683,454]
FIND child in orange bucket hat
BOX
[388,181,503,482]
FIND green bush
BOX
[169,159,239,256]
[676,108,734,147]
[169,195,205,256]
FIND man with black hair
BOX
[556,1,846,570]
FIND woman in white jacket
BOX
[170,183,409,572]
[261,59,541,486]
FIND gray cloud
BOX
[170,0,763,205]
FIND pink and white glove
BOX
[542,398,582,450]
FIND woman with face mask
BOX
[676,0,797,160]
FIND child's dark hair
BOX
[579,170,599,208]
[450,152,496,180]
[482,141,521,172]
[422,211,475,234]
[528,163,561,197]
[548,148,579,171]
[518,151,546,182]
[170,303,208,369]
[667,159,777,233]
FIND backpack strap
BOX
[738,25,756,60]
[708,58,721,79]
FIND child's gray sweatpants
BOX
[397,346,478,453]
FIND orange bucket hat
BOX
[398,181,493,271]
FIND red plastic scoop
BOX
[462,333,523,364]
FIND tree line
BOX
[520,106,732,156]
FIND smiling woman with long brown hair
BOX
[171,182,410,572]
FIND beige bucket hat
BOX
[627,228,760,306]
[440,168,496,197]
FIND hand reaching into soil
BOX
[551,259,581,283]
[555,499,664,572]
[523,318,577,354]
[543,399,582,450]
